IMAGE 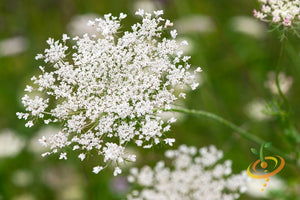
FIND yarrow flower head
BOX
[127,145,248,200]
[17,9,201,175]
[253,0,300,29]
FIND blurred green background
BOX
[0,0,300,199]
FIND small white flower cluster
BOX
[127,145,248,200]
[0,129,25,158]
[245,99,270,121]
[17,9,201,175]
[264,71,293,95]
[253,0,300,27]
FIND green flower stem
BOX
[170,107,295,164]
[259,143,265,162]
[275,36,290,112]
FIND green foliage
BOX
[250,148,259,155]
[264,142,272,148]
[262,100,285,118]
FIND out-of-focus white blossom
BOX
[17,10,201,175]
[245,99,270,121]
[264,71,293,95]
[127,145,248,200]
[67,14,100,37]
[230,16,267,38]
[175,15,216,34]
[253,0,300,27]
[133,0,156,13]
[0,129,25,158]
[246,175,285,198]
[0,36,28,57]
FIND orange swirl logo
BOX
[247,143,285,191]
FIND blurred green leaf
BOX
[250,148,259,155]
[264,142,272,148]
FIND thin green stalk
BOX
[170,107,296,164]
[259,143,265,163]
[275,36,300,144]
[275,36,290,112]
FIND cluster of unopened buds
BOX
[253,0,300,27]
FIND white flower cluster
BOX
[253,0,300,27]
[0,129,25,158]
[127,145,248,200]
[264,71,293,95]
[17,9,201,175]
